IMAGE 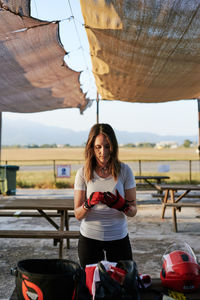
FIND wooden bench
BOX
[152,193,200,199]
[0,197,77,258]
[163,203,200,232]
[0,210,76,248]
[0,229,80,257]
[158,184,200,232]
[164,203,200,209]
[136,182,156,190]
[0,230,79,239]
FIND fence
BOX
[127,159,199,182]
[1,159,200,184]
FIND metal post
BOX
[0,112,2,165]
[197,99,200,176]
[139,160,142,176]
[53,160,56,184]
[96,93,99,124]
[197,99,200,157]
[189,160,192,183]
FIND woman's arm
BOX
[74,189,89,221]
[124,187,137,217]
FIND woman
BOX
[74,123,137,268]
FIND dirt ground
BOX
[0,189,200,299]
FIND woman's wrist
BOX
[82,203,89,211]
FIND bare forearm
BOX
[74,203,89,220]
[124,188,137,217]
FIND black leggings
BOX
[78,233,133,268]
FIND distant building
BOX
[57,144,64,148]
[155,141,178,149]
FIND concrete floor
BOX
[0,189,200,299]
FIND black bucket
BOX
[12,259,82,300]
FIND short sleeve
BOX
[74,167,86,191]
[123,163,136,190]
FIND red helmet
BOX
[160,242,200,292]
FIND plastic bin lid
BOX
[0,165,19,170]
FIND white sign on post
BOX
[158,165,170,172]
[57,165,71,178]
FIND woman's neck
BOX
[95,164,110,178]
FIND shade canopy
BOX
[0,0,89,113]
[80,0,200,103]
[1,0,200,114]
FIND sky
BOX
[3,0,199,137]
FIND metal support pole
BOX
[96,93,99,124]
[0,112,2,165]
[189,160,192,183]
[53,160,56,184]
[139,160,142,176]
[197,99,200,176]
[197,99,200,157]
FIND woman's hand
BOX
[101,188,137,217]
[84,192,105,209]
[74,190,104,220]
[101,190,128,211]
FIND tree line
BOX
[2,139,197,149]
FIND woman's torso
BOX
[74,163,135,241]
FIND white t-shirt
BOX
[74,162,136,241]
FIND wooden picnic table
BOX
[0,196,79,258]
[135,176,170,194]
[157,184,200,232]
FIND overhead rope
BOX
[197,99,200,160]
[67,0,88,69]
[67,0,97,103]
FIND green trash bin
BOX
[0,165,19,195]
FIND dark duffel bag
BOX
[11,259,91,300]
[95,260,141,300]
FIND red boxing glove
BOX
[102,190,129,212]
[84,192,105,209]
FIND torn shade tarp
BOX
[80,0,200,103]
[0,0,89,113]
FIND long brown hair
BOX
[84,123,121,181]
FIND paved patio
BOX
[0,189,199,299]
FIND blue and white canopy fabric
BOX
[80,0,200,103]
[0,0,89,113]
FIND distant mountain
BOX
[2,118,198,146]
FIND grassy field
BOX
[1,147,199,163]
[1,147,199,188]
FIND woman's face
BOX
[94,134,110,166]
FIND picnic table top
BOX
[156,184,200,191]
[135,175,170,180]
[0,196,74,210]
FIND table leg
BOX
[171,190,178,232]
[157,179,163,195]
[161,189,169,219]
[145,179,160,193]
[65,210,70,249]
[59,210,65,259]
